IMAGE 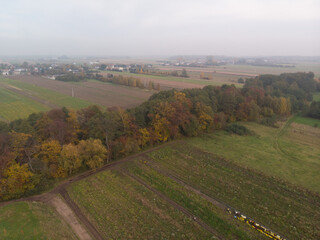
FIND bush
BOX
[225,123,255,136]
[260,116,278,127]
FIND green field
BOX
[293,115,320,127]
[0,87,49,121]
[313,92,320,101]
[188,121,320,192]
[141,124,320,239]
[0,78,93,109]
[0,201,77,240]
[68,170,214,239]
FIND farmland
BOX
[156,62,320,79]
[0,86,49,121]
[102,70,243,89]
[0,201,77,240]
[7,75,154,108]
[0,75,156,121]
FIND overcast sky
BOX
[0,0,319,56]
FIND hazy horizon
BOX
[1,0,319,56]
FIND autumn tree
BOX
[0,162,35,200]
[59,143,82,176]
[36,140,61,178]
[78,139,107,170]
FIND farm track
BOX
[123,171,222,239]
[59,188,103,240]
[0,82,58,108]
[273,116,298,161]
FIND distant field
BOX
[0,201,77,240]
[102,70,242,89]
[0,86,49,121]
[0,77,93,108]
[7,75,154,109]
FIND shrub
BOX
[225,123,255,136]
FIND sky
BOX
[0,0,319,56]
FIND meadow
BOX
[0,86,49,121]
[8,75,154,108]
[0,77,93,110]
[0,201,77,240]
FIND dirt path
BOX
[50,195,93,240]
[123,171,222,239]
[0,82,58,108]
[273,116,297,161]
[59,189,104,240]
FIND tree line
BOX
[0,72,318,201]
[94,73,161,91]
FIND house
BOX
[2,69,10,76]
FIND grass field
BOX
[67,170,214,239]
[187,121,320,192]
[0,201,77,240]
[293,115,320,127]
[144,139,320,239]
[0,87,49,121]
[0,77,93,110]
[7,75,154,109]
[313,92,320,101]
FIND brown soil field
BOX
[158,66,258,77]
[9,75,155,108]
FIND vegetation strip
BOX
[145,158,287,240]
[123,171,222,239]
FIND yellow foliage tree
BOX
[0,163,35,200]
[59,143,82,175]
[36,140,61,178]
[78,139,107,170]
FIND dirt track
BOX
[50,195,93,240]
